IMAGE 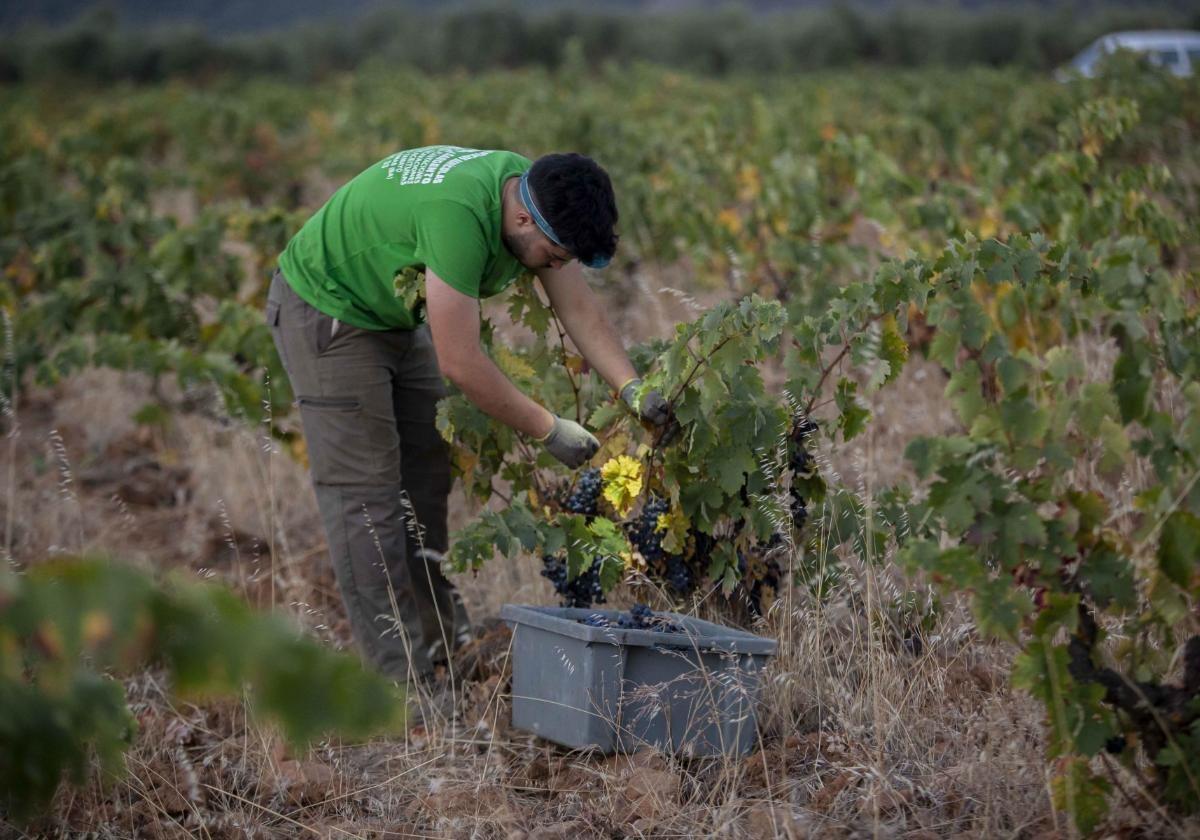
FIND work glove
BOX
[621,377,681,446]
[538,415,600,468]
[619,378,670,427]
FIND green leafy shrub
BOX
[0,557,405,822]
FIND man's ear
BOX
[513,205,534,231]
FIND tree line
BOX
[2,2,1197,83]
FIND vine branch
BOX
[668,333,737,408]
[802,311,887,417]
[548,307,583,424]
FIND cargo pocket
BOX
[295,396,368,485]
[314,310,339,356]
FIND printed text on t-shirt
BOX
[379,146,493,185]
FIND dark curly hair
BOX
[527,153,618,268]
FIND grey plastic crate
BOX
[500,604,777,756]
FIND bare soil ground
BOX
[2,271,1186,839]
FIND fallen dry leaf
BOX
[969,663,1002,692]
[320,822,410,840]
[415,783,520,830]
[745,801,808,839]
[742,732,825,790]
[603,749,668,776]
[277,759,335,805]
[143,782,192,816]
[453,618,513,682]
[620,766,680,822]
[861,782,912,816]
[809,770,857,813]
[528,821,591,840]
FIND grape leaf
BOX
[1079,545,1136,611]
[835,378,870,442]
[1157,511,1200,590]
[1050,757,1111,835]
[1112,344,1150,423]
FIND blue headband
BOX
[519,171,611,269]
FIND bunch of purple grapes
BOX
[680,530,718,596]
[576,603,684,634]
[618,602,657,629]
[665,556,692,594]
[789,419,818,530]
[628,495,696,594]
[564,467,602,516]
[541,470,610,608]
[628,496,670,564]
[541,554,607,608]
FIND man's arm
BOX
[427,269,600,467]
[535,262,637,391]
[426,270,554,438]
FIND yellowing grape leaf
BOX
[595,431,631,467]
[601,455,644,518]
[563,353,585,376]
[657,506,691,555]
[493,345,535,382]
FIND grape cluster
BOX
[564,468,602,517]
[677,530,717,596]
[788,419,817,531]
[692,530,716,566]
[728,539,785,619]
[790,496,808,530]
[627,495,697,595]
[623,603,655,628]
[541,554,607,608]
[576,603,684,634]
[743,556,782,618]
[665,556,691,594]
[628,496,669,562]
[670,529,785,616]
[791,418,819,443]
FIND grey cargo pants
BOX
[266,269,471,680]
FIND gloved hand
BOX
[538,415,600,468]
[619,378,670,427]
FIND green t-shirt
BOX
[278,146,532,331]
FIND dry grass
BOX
[2,271,1193,839]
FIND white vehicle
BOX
[1062,30,1200,79]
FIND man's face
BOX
[503,226,575,271]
